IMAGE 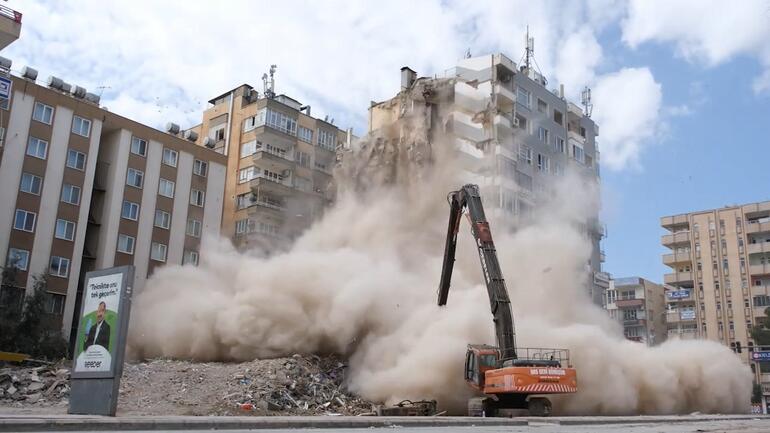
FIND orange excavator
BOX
[437,184,577,416]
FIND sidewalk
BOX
[0,413,766,431]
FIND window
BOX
[150,242,167,262]
[317,129,336,151]
[553,110,563,125]
[754,295,770,307]
[131,137,147,156]
[117,234,135,254]
[71,116,91,137]
[238,166,257,184]
[554,136,565,154]
[6,248,29,271]
[54,219,76,241]
[572,144,585,164]
[190,189,205,207]
[183,250,199,266]
[193,159,208,177]
[516,86,530,108]
[266,109,297,136]
[298,126,313,143]
[32,102,54,124]
[154,209,171,229]
[26,137,48,159]
[162,148,178,167]
[158,178,175,198]
[236,192,254,210]
[315,161,328,172]
[518,145,532,165]
[186,218,202,238]
[121,200,140,220]
[210,125,225,142]
[49,256,70,278]
[297,151,311,167]
[537,98,547,113]
[235,218,249,234]
[66,150,86,170]
[13,209,36,232]
[553,162,563,176]
[20,173,42,195]
[60,184,81,205]
[46,294,65,315]
[241,140,257,158]
[537,154,550,173]
[537,127,549,143]
[126,168,144,188]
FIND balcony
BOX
[750,263,770,276]
[494,113,514,138]
[664,271,693,285]
[661,215,689,229]
[667,329,698,340]
[661,231,691,246]
[567,102,584,118]
[663,252,692,266]
[253,149,294,172]
[666,310,696,323]
[567,129,585,145]
[0,5,21,51]
[623,318,647,327]
[747,220,770,235]
[748,242,770,255]
[249,174,293,197]
[615,298,643,308]
[742,201,770,218]
[494,84,516,109]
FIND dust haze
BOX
[128,82,751,415]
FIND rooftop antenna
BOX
[581,86,593,118]
[519,26,547,85]
[524,26,534,72]
[263,64,277,99]
[96,85,111,97]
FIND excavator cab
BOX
[464,345,499,390]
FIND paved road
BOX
[48,420,770,433]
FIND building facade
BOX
[0,70,227,342]
[369,53,608,305]
[604,277,667,345]
[661,201,770,370]
[190,84,350,251]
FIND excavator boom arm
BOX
[437,184,517,361]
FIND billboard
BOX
[751,351,770,362]
[71,266,133,379]
[667,289,691,300]
[679,309,696,320]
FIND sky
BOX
[3,0,770,283]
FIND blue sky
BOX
[3,0,769,284]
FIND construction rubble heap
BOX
[1,355,377,416]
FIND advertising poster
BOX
[73,273,123,374]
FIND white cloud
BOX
[622,0,770,95]
[555,27,603,96]
[591,68,662,170]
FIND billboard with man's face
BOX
[73,272,123,374]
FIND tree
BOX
[750,307,770,347]
[753,383,763,404]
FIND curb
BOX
[0,414,766,431]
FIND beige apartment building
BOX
[661,201,770,370]
[0,66,226,342]
[189,83,350,251]
[604,277,666,345]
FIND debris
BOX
[0,361,70,407]
[376,400,438,416]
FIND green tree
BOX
[753,383,763,404]
[750,307,770,346]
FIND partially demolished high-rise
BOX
[368,53,608,306]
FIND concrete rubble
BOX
[0,362,70,408]
[1,355,378,416]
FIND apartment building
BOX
[661,201,770,369]
[369,53,608,305]
[190,83,349,251]
[0,67,226,342]
[604,277,666,345]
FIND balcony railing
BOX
[664,271,693,284]
[750,263,770,276]
[615,298,644,308]
[661,214,689,229]
[661,231,690,246]
[663,252,692,266]
[748,242,770,255]
[746,220,770,234]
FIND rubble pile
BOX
[118,354,377,416]
[0,355,377,416]
[0,362,70,407]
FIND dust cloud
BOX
[128,84,751,415]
